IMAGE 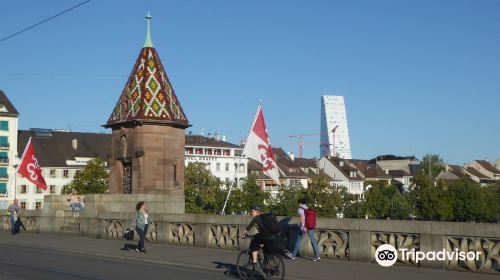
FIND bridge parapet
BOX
[1,209,499,274]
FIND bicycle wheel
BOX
[264,254,285,280]
[237,250,264,280]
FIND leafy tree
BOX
[410,172,453,221]
[184,162,224,214]
[480,185,500,222]
[363,182,390,219]
[68,158,109,194]
[221,187,245,215]
[270,185,304,216]
[387,190,412,220]
[343,201,366,218]
[446,179,483,222]
[420,154,445,180]
[302,176,347,217]
[239,174,270,212]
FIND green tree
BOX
[68,158,109,194]
[363,181,391,219]
[184,162,224,214]
[387,190,412,220]
[343,201,366,218]
[480,185,500,222]
[270,185,304,216]
[302,176,346,218]
[239,174,270,212]
[410,171,453,221]
[420,154,445,180]
[446,179,483,222]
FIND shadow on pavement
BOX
[212,261,241,278]
[121,243,139,251]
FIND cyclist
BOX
[239,205,276,266]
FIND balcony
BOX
[0,174,8,180]
[0,143,9,150]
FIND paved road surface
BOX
[0,244,226,280]
[0,232,498,280]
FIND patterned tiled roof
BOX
[106,46,189,127]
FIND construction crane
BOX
[289,133,332,158]
[290,126,339,158]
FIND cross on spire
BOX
[144,12,154,48]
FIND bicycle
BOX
[236,234,286,280]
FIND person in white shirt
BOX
[135,201,153,253]
[286,198,321,261]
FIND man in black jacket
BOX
[239,205,274,265]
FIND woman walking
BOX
[135,201,153,253]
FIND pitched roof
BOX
[18,130,111,168]
[293,158,318,169]
[271,148,309,178]
[388,169,411,177]
[277,162,309,178]
[448,165,467,178]
[106,18,188,128]
[185,135,241,149]
[475,160,500,174]
[369,155,417,163]
[326,157,364,180]
[465,167,490,179]
[0,90,19,117]
[365,166,392,179]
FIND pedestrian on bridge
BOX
[8,199,21,235]
[135,201,153,253]
[286,198,320,261]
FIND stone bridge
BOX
[1,195,499,275]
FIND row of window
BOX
[13,201,43,210]
[207,162,246,173]
[47,169,73,178]
[18,184,66,195]
[185,148,240,157]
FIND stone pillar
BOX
[109,123,186,210]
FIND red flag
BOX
[17,138,47,190]
[243,103,280,184]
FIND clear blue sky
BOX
[1,0,499,164]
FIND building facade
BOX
[0,91,19,209]
[318,157,364,197]
[320,95,352,159]
[185,135,248,186]
[12,130,111,210]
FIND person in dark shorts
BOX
[239,205,274,265]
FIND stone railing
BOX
[1,210,42,233]
[1,197,499,274]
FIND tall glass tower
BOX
[320,96,352,159]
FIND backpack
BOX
[260,212,281,234]
[301,207,317,230]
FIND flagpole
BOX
[13,165,18,200]
[220,154,244,215]
[221,101,262,215]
